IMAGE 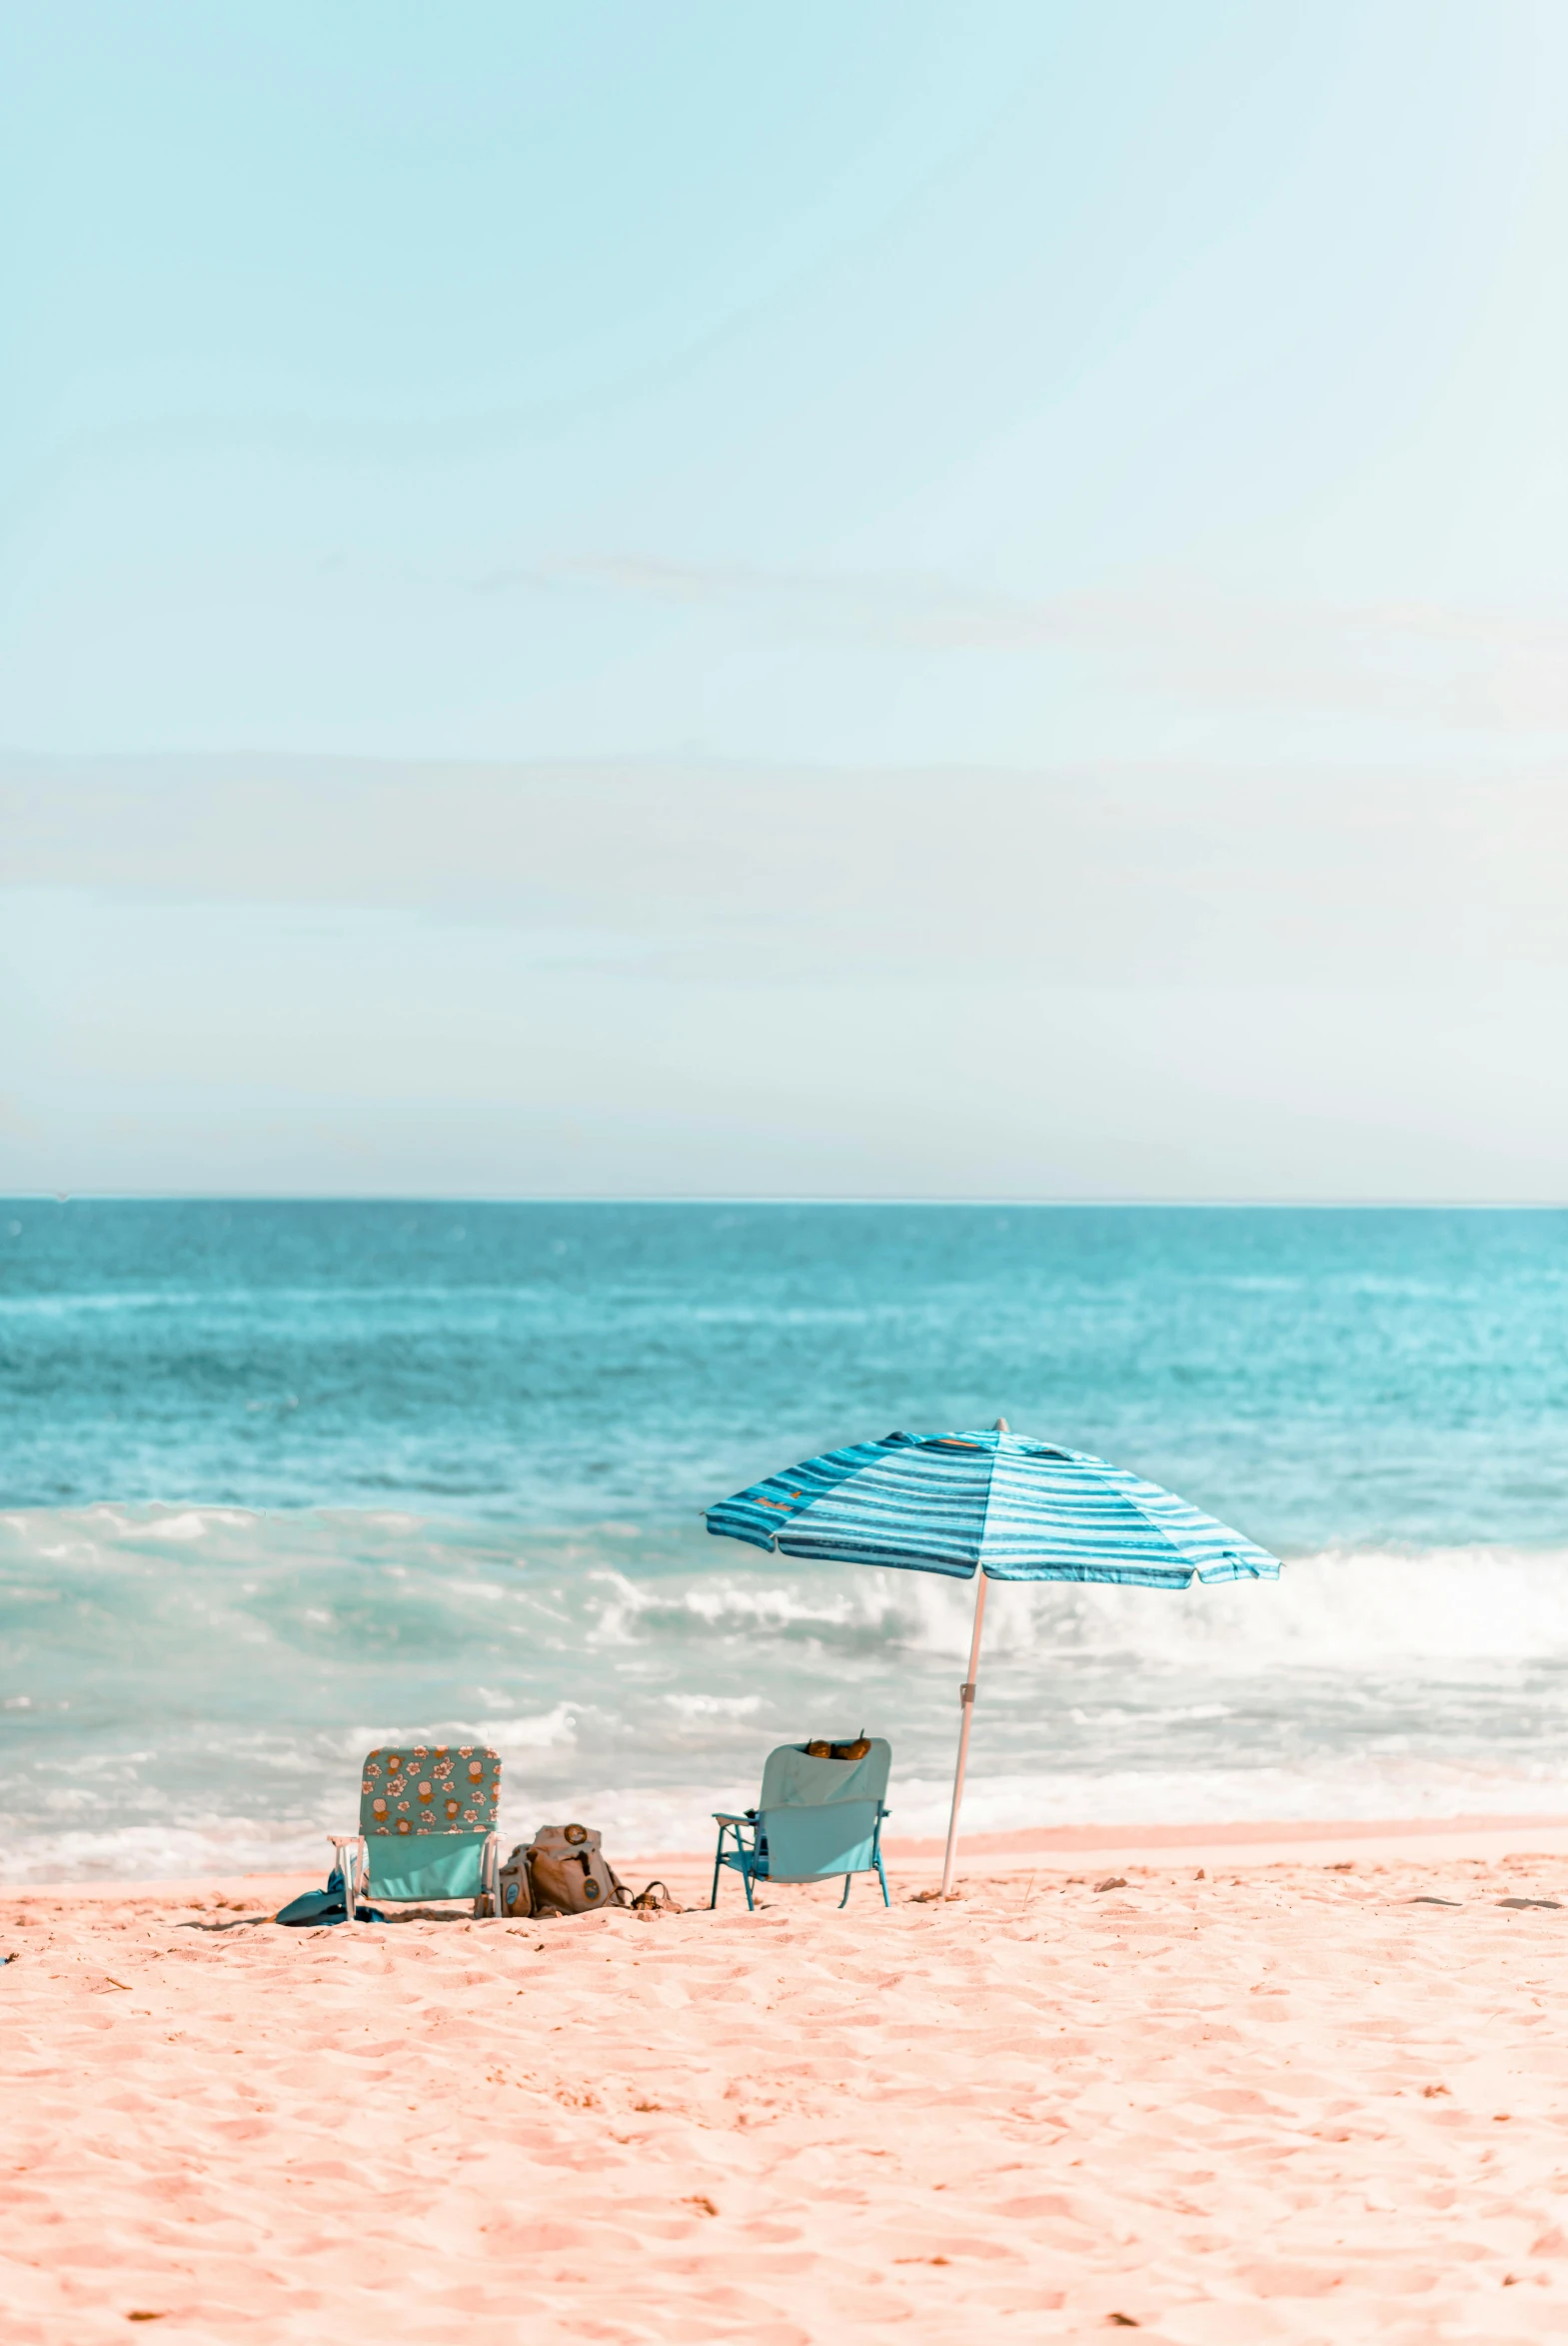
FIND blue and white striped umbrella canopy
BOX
[707,1424,1279,1588]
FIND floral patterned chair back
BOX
[359,1744,502,1841]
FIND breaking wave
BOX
[5,1504,1568,1880]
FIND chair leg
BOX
[743,1864,756,1911]
[710,1847,724,1909]
[838,1872,852,1908]
[876,1852,889,1907]
[329,1835,359,1922]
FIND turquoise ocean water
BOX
[3,1200,1567,1881]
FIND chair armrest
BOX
[712,1812,751,1826]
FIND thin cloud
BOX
[524,555,1568,732]
[494,555,1040,646]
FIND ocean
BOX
[3,1199,1567,1883]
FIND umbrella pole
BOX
[939,1570,988,1898]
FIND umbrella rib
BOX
[970,1436,1007,1579]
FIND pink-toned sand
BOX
[8,1823,1568,2343]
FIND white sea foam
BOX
[6,1504,1568,1879]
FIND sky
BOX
[2,1,1567,1197]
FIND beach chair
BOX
[712,1739,891,1910]
[330,1743,502,1921]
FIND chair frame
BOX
[710,1802,890,1911]
[329,1830,501,1922]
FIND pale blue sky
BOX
[3,4,1567,1195]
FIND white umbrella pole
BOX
[939,1569,988,1898]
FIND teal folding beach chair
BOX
[331,1743,502,1921]
[712,1739,891,1910]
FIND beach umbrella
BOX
[706,1419,1279,1896]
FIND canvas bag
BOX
[528,1823,627,1915]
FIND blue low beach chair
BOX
[712,1738,891,1910]
[330,1743,502,1921]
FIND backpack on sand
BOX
[527,1823,629,1915]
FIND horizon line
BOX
[3,1192,1566,1212]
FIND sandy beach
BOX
[9,1823,1568,2343]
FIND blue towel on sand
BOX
[274,1866,385,1927]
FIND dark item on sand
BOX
[275,1866,386,1927]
